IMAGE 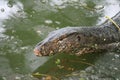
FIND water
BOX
[0,0,120,80]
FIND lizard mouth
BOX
[33,48,42,56]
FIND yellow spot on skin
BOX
[45,76,52,80]
[104,38,106,41]
[42,46,44,50]
[49,50,54,56]
[94,44,98,49]
[58,48,63,52]
[68,43,71,47]
[50,50,53,54]
[58,41,62,43]
[38,53,42,57]
[95,44,97,47]
[67,67,74,71]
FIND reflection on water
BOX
[0,0,25,19]
[0,23,5,38]
[0,0,120,80]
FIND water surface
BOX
[0,0,120,80]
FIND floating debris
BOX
[45,20,53,24]
[55,59,61,65]
[7,0,15,8]
[0,8,5,12]
[55,21,61,25]
[2,76,7,80]
[114,54,119,59]
[95,5,104,10]
[15,76,21,80]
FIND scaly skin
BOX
[34,12,120,56]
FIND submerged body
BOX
[34,12,120,56]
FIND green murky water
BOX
[0,0,120,80]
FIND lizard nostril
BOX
[33,48,42,56]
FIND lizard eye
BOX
[77,35,81,41]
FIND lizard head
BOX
[33,27,95,56]
[34,27,85,56]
